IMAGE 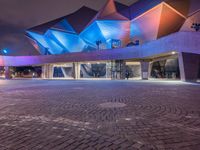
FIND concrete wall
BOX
[179,52,200,81]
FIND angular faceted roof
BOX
[28,6,97,34]
[65,6,97,33]
[130,2,186,43]
[180,9,200,31]
[188,0,200,16]
[129,0,163,20]
[92,0,129,21]
[114,2,131,19]
[28,0,193,33]
[26,0,196,55]
[124,0,191,20]
[114,1,129,12]
[157,3,186,38]
[29,18,62,34]
[51,19,76,34]
[165,0,190,16]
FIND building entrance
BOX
[111,60,124,80]
[150,58,180,79]
[110,61,141,80]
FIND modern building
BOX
[0,0,200,81]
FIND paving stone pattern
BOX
[0,80,200,150]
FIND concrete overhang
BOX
[0,32,199,67]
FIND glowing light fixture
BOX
[172,51,176,55]
[2,49,8,54]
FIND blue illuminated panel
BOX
[52,19,76,34]
[48,30,87,53]
[80,22,107,49]
[130,22,142,37]
[27,19,131,53]
[96,20,130,46]
[27,31,64,54]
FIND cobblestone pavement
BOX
[0,79,200,150]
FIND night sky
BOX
[0,0,138,56]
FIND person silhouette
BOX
[125,71,130,80]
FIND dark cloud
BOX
[0,0,137,56]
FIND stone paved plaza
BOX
[0,79,200,150]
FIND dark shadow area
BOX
[14,66,42,78]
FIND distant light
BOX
[2,49,8,54]
[125,118,132,121]
[172,51,176,55]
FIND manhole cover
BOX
[99,102,127,108]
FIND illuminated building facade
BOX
[0,0,200,81]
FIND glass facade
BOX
[150,58,180,79]
[53,64,74,79]
[49,61,142,80]
[80,63,107,78]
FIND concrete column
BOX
[178,52,200,82]
[42,65,45,79]
[106,62,112,79]
[113,60,126,79]
[42,64,53,79]
[140,61,150,80]
[4,66,11,79]
[120,60,126,79]
[73,62,80,80]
